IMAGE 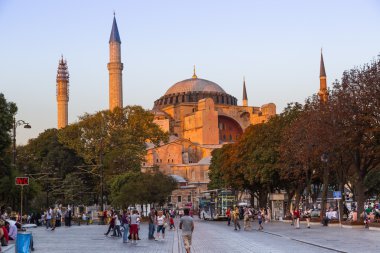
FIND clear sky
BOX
[1,0,380,144]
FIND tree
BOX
[15,128,85,209]
[0,93,17,173]
[109,171,176,208]
[328,57,380,219]
[58,106,168,205]
[0,93,17,209]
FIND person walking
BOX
[122,210,129,243]
[243,207,252,230]
[169,215,175,230]
[129,210,140,244]
[180,208,194,253]
[104,210,115,236]
[68,207,72,227]
[257,209,264,230]
[46,208,52,230]
[114,212,122,237]
[51,207,57,230]
[304,208,311,229]
[233,206,241,231]
[293,209,300,229]
[226,207,231,226]
[148,208,156,240]
[155,210,166,241]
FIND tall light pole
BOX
[12,116,31,223]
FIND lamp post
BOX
[320,152,329,222]
[12,117,31,223]
[12,117,32,167]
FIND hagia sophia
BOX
[56,15,328,209]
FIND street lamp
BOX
[320,152,329,222]
[12,117,31,224]
[12,117,32,167]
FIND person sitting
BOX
[5,221,17,241]
[0,220,9,246]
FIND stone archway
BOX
[218,115,243,142]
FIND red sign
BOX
[15,177,29,185]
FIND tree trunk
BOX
[286,190,295,216]
[320,164,329,219]
[339,182,345,221]
[258,190,268,209]
[250,193,255,208]
[294,191,301,210]
[355,177,366,222]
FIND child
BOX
[169,216,175,230]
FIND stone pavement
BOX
[27,218,380,253]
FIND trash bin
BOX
[16,231,32,253]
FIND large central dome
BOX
[153,70,237,110]
[165,78,226,96]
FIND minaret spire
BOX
[56,55,69,129]
[318,49,328,103]
[108,14,124,111]
[242,76,248,106]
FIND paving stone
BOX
[26,218,380,253]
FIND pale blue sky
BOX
[1,0,379,144]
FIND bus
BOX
[199,189,236,220]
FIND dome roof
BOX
[164,78,226,96]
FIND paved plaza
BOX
[28,218,379,253]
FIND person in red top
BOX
[0,220,8,246]
[293,209,300,229]
[104,210,116,236]
[226,208,231,226]
[2,225,9,243]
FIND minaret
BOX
[242,77,248,106]
[56,55,69,129]
[108,14,123,111]
[318,50,328,103]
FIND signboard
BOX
[333,191,342,200]
[15,177,29,186]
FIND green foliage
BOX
[0,93,17,176]
[109,171,176,208]
[58,106,168,175]
[208,103,304,207]
[208,148,226,189]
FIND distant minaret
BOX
[242,77,248,106]
[318,50,328,103]
[108,13,123,111]
[56,55,69,129]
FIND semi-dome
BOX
[164,78,226,96]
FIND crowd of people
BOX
[0,210,35,251]
[225,206,270,231]
[102,207,194,253]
